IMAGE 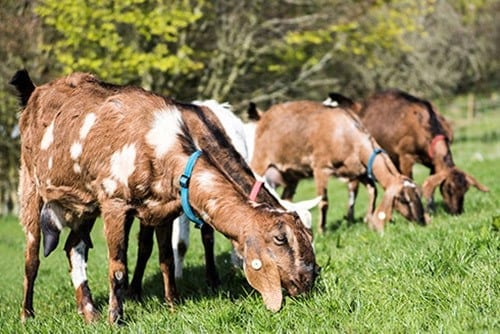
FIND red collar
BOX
[249,180,264,201]
[428,135,446,159]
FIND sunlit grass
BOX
[0,110,498,333]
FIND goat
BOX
[11,70,318,324]
[327,90,489,214]
[129,100,321,298]
[249,100,427,233]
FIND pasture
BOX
[0,107,498,333]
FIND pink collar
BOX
[428,135,446,159]
[249,180,264,201]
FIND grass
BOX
[0,110,499,333]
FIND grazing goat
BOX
[327,90,489,214]
[250,100,427,233]
[129,99,320,297]
[11,70,318,324]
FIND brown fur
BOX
[12,71,318,324]
[250,100,426,233]
[354,90,489,214]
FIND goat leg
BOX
[20,174,43,322]
[128,224,154,300]
[201,223,220,289]
[155,221,178,308]
[64,219,98,323]
[346,180,359,222]
[102,203,129,325]
[313,170,330,234]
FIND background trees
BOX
[0,0,498,214]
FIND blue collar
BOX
[367,148,384,181]
[179,150,204,228]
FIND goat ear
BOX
[422,171,448,202]
[288,196,322,211]
[370,186,397,232]
[247,102,262,121]
[243,237,282,312]
[465,173,489,192]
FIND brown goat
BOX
[335,90,489,214]
[250,100,427,233]
[11,70,318,324]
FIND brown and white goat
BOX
[11,70,318,324]
[128,100,320,300]
[329,90,489,214]
[250,100,427,233]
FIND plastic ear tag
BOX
[251,259,262,270]
[377,211,386,220]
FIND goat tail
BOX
[10,69,36,107]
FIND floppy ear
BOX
[465,173,489,192]
[422,171,448,202]
[243,237,282,312]
[369,185,398,232]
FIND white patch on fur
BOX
[84,303,94,313]
[146,108,183,158]
[80,113,96,140]
[322,97,339,107]
[70,241,88,288]
[348,191,356,207]
[40,120,55,150]
[193,100,249,160]
[70,142,83,160]
[28,231,36,244]
[172,215,190,279]
[205,198,218,212]
[73,163,82,174]
[152,181,164,194]
[195,171,216,188]
[403,180,416,188]
[44,203,65,231]
[243,122,256,161]
[48,156,53,170]
[144,199,161,207]
[102,178,117,196]
[110,143,136,186]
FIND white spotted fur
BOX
[146,107,183,158]
[40,120,54,150]
[70,241,88,288]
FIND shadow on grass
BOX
[325,216,365,233]
[129,251,251,307]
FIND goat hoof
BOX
[79,303,99,323]
[206,276,221,290]
[108,309,124,325]
[20,309,35,323]
[127,287,142,301]
[83,309,99,323]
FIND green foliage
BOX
[35,0,204,87]
[0,109,498,333]
[276,1,432,72]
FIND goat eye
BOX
[273,234,287,245]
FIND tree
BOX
[35,0,205,92]
[0,0,47,215]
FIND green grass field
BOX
[0,110,498,333]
